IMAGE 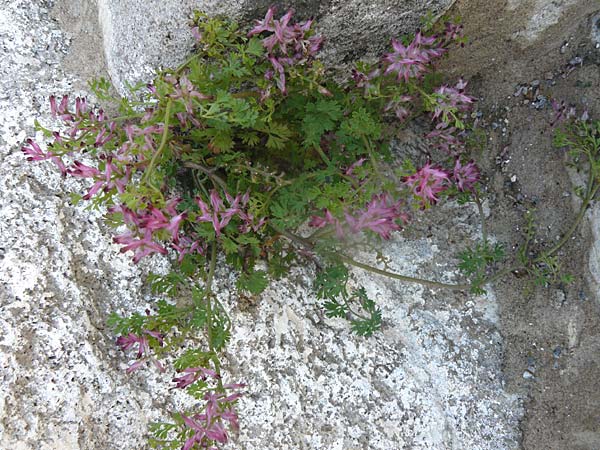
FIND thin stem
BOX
[142,99,173,183]
[185,161,228,192]
[204,243,224,390]
[542,177,597,258]
[314,145,332,166]
[336,253,470,290]
[473,189,488,244]
[362,135,385,182]
[481,164,598,288]
[270,224,469,290]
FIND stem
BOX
[362,135,385,182]
[204,243,224,390]
[542,177,597,258]
[481,164,598,287]
[314,145,332,166]
[142,99,173,184]
[473,189,488,244]
[336,253,470,290]
[270,224,469,290]
[184,161,228,192]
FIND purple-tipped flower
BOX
[116,333,149,359]
[116,330,165,373]
[173,366,219,389]
[344,193,408,239]
[196,189,262,237]
[425,126,466,155]
[113,229,168,263]
[21,139,48,161]
[179,382,245,448]
[442,22,464,44]
[249,7,323,94]
[404,163,450,206]
[431,79,474,125]
[383,31,445,83]
[453,159,480,191]
[308,209,344,238]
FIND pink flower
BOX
[308,209,344,238]
[21,139,48,161]
[344,194,408,239]
[113,229,168,263]
[425,126,466,155]
[173,367,218,389]
[453,159,480,191]
[248,7,322,94]
[196,190,262,237]
[404,163,450,206]
[431,79,474,125]
[116,333,149,359]
[383,32,445,82]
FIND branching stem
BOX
[142,99,173,184]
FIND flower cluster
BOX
[309,193,409,240]
[425,79,476,155]
[431,79,474,123]
[404,163,450,206]
[382,31,445,83]
[248,7,323,94]
[110,200,187,263]
[177,380,245,449]
[116,329,165,373]
[196,190,266,237]
[403,159,480,206]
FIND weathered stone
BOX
[1,1,524,449]
[98,0,455,95]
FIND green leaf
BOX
[302,100,342,148]
[222,236,239,254]
[340,107,382,140]
[246,37,264,56]
[323,299,348,318]
[315,264,348,300]
[351,310,382,337]
[237,270,269,294]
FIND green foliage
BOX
[237,269,268,294]
[316,265,382,336]
[458,242,505,294]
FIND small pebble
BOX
[569,56,583,66]
[510,175,517,183]
[523,370,535,380]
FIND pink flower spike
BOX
[125,359,146,374]
[69,161,101,178]
[404,163,450,206]
[144,329,165,346]
[49,95,57,117]
[248,7,276,36]
[453,159,480,191]
[21,139,48,161]
[344,193,405,239]
[58,95,69,114]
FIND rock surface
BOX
[0,1,526,449]
[98,0,455,95]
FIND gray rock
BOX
[1,1,523,449]
[97,0,455,95]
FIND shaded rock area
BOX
[2,0,599,449]
[97,0,454,94]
